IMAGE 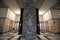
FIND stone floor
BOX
[0,31,18,40]
[11,35,47,40]
[0,31,60,40]
[41,32,60,40]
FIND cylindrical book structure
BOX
[22,0,37,40]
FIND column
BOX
[22,0,37,40]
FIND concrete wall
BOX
[7,9,16,21]
[0,8,16,33]
[39,15,44,31]
[39,15,43,22]
[0,8,8,33]
[51,10,60,18]
[43,10,54,32]
[43,9,60,33]
[51,9,60,33]
[15,15,20,31]
[0,8,8,17]
[43,10,52,21]
[3,8,16,32]
[15,15,20,22]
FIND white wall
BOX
[51,10,60,18]
[0,8,8,17]
[39,15,43,22]
[43,9,60,21]
[7,9,16,21]
[43,10,52,30]
[15,15,20,22]
[43,10,52,21]
[51,9,60,32]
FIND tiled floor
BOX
[0,31,60,40]
[0,31,18,40]
[41,32,60,40]
[0,32,48,40]
[10,35,48,40]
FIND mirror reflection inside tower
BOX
[0,0,60,40]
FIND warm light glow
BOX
[39,10,44,15]
[15,10,20,14]
[59,14,60,16]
